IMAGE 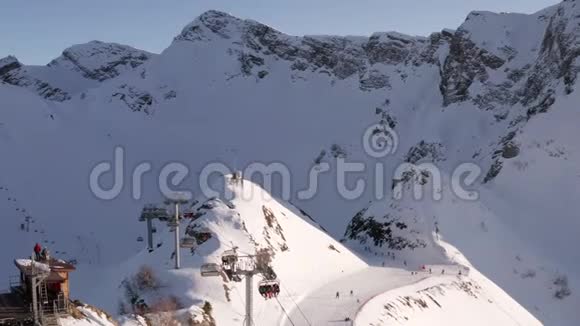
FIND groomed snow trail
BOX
[280,267,427,326]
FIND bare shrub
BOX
[149,295,183,313]
[120,265,161,315]
[135,265,160,291]
[188,301,216,326]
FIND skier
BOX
[350,290,353,296]
[336,291,340,299]
[33,243,42,260]
[441,269,445,275]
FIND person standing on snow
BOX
[336,291,340,299]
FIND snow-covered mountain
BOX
[1,0,580,324]
[89,177,540,325]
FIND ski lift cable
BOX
[209,226,254,256]
[275,296,297,326]
[281,283,312,326]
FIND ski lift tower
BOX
[201,249,277,326]
[165,195,188,269]
[139,204,169,251]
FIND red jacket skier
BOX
[34,243,42,260]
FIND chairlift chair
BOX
[183,212,195,219]
[258,279,280,299]
[200,263,221,277]
[221,249,238,265]
[180,237,197,249]
[194,228,213,244]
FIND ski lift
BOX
[191,211,205,220]
[200,263,221,277]
[182,212,195,219]
[258,280,280,299]
[180,237,197,249]
[140,204,169,220]
[194,228,212,245]
[137,236,144,242]
[221,249,238,266]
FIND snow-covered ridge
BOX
[48,40,154,81]
[98,177,367,325]
[355,274,541,326]
[0,56,21,75]
[0,56,71,102]
[0,41,154,101]
[172,9,433,84]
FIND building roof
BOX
[14,259,50,277]
[45,258,76,272]
[14,257,75,277]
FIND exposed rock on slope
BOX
[48,41,154,82]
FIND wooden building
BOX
[0,254,75,325]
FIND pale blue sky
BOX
[0,0,558,65]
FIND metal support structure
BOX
[244,272,253,326]
[164,196,188,270]
[140,205,169,252]
[174,202,180,270]
[146,217,153,251]
[202,250,278,326]
[31,276,38,324]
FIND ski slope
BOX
[281,259,541,325]
[78,177,368,325]
[281,267,427,326]
[354,272,542,326]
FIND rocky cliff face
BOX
[0,41,154,102]
[174,10,441,90]
[48,41,154,82]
